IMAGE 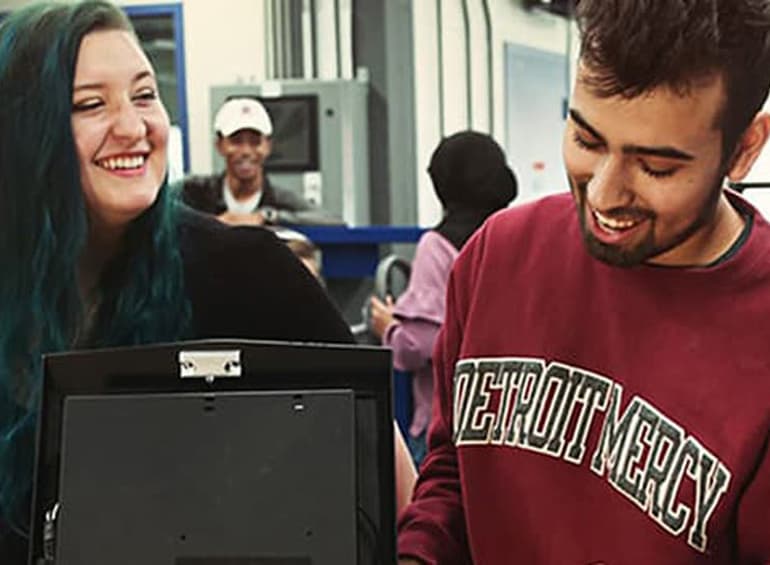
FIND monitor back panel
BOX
[54,389,356,565]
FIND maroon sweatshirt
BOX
[398,192,770,564]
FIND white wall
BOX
[412,0,573,226]
[412,1,444,229]
[179,0,267,173]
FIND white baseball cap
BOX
[214,98,273,137]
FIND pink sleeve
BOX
[383,318,440,372]
[382,232,457,372]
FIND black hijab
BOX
[430,131,518,251]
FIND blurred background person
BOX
[181,97,342,227]
[369,131,518,465]
[284,235,323,281]
[271,226,324,281]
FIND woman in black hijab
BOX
[431,130,518,250]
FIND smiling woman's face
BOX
[71,29,169,231]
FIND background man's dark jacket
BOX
[179,173,343,226]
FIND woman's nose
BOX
[111,103,147,140]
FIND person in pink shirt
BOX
[370,131,517,466]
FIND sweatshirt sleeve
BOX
[396,264,472,565]
[736,431,770,562]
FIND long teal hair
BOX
[0,1,190,534]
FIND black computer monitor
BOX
[259,95,320,173]
[29,339,395,564]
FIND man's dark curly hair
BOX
[576,0,770,163]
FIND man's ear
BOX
[727,112,770,182]
[215,134,226,157]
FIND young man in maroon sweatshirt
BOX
[398,1,770,563]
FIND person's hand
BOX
[369,294,395,339]
[217,210,266,226]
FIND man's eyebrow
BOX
[569,109,605,143]
[569,108,695,161]
[622,144,695,161]
[73,70,155,92]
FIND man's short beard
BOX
[581,226,657,267]
[573,175,725,268]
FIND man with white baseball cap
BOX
[181,97,341,226]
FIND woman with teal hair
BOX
[0,2,367,560]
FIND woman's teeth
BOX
[98,155,145,170]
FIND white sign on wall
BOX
[504,43,569,204]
